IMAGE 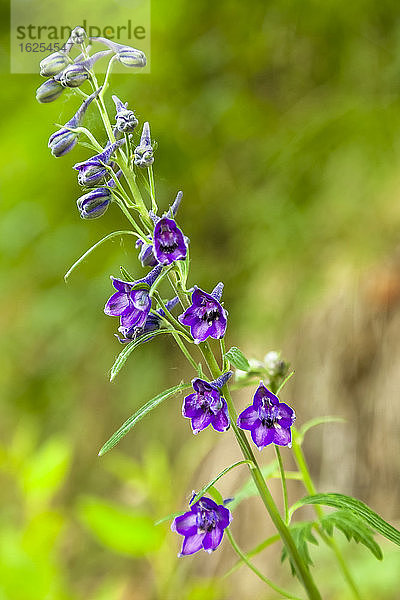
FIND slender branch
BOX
[225,528,302,600]
[64,230,138,281]
[275,446,289,525]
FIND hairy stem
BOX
[275,446,289,525]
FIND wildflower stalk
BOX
[292,434,363,600]
[275,446,289,524]
[194,341,322,600]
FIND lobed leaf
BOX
[290,493,400,548]
[321,510,382,560]
[281,521,319,576]
[98,382,190,456]
[224,346,251,372]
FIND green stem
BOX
[292,434,362,600]
[275,446,289,525]
[148,165,157,212]
[198,344,321,600]
[225,529,302,600]
[225,533,280,577]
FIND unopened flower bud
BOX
[71,26,86,45]
[59,63,89,88]
[116,46,147,68]
[58,50,111,88]
[263,351,287,377]
[112,95,138,132]
[48,131,78,157]
[40,52,70,77]
[36,78,64,103]
[89,37,147,68]
[134,121,154,167]
[135,239,157,267]
[77,188,111,219]
[48,88,101,158]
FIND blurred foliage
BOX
[1,0,400,598]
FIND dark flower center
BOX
[197,508,216,533]
[202,308,220,325]
[159,240,178,253]
[261,416,275,428]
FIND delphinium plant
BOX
[36,26,400,600]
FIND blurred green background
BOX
[1,0,400,598]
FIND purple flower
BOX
[153,217,187,265]
[112,95,138,132]
[183,372,232,434]
[171,496,232,556]
[104,265,162,330]
[73,140,124,186]
[48,88,100,157]
[237,382,296,449]
[178,283,227,344]
[116,296,179,343]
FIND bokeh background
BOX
[1,0,400,598]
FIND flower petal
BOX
[191,410,212,434]
[120,307,149,329]
[172,511,197,537]
[237,406,259,430]
[211,407,230,432]
[112,278,133,293]
[253,382,279,409]
[104,291,130,316]
[179,533,205,556]
[273,424,292,447]
[203,527,224,552]
[216,505,232,529]
[250,423,275,449]
[191,320,212,343]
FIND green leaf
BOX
[110,329,186,381]
[64,231,137,281]
[281,521,318,576]
[224,346,250,371]
[190,460,254,506]
[154,512,181,526]
[77,496,163,556]
[297,416,346,443]
[290,493,400,548]
[321,510,382,560]
[98,383,190,456]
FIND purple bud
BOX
[36,78,64,103]
[77,188,111,219]
[70,26,87,45]
[134,122,154,167]
[90,37,146,67]
[40,52,70,77]
[59,50,111,88]
[48,88,100,158]
[112,95,138,132]
[73,140,124,184]
[135,239,158,267]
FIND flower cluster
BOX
[36,26,297,563]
